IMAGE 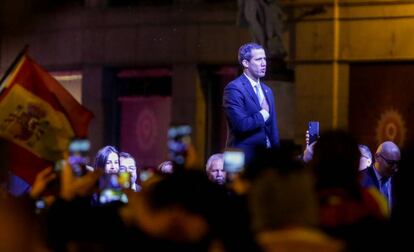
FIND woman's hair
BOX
[94,145,118,170]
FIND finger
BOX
[74,170,103,196]
[37,166,54,179]
[43,172,57,184]
[43,195,56,206]
[60,160,75,200]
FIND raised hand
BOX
[30,166,56,199]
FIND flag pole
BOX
[0,45,29,92]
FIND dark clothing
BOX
[223,74,279,164]
[360,165,380,188]
[360,165,394,209]
[8,173,31,196]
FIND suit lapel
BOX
[241,75,260,108]
[260,82,274,117]
[367,166,380,189]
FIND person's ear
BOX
[374,153,379,163]
[242,59,249,68]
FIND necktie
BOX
[254,84,271,148]
[380,177,389,198]
[380,177,390,207]
[255,84,263,105]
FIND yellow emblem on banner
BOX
[0,84,74,161]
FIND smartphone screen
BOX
[99,188,128,204]
[99,173,129,204]
[167,125,192,166]
[223,149,245,173]
[308,121,320,145]
[118,171,131,189]
[68,138,90,176]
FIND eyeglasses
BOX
[379,154,399,166]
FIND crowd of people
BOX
[0,42,411,251]
[0,129,412,252]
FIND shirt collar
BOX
[373,165,389,183]
[244,73,260,89]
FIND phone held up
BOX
[223,148,245,173]
[167,124,192,168]
[308,121,320,145]
[99,172,130,204]
[41,138,91,212]
[68,138,91,176]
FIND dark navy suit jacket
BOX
[223,74,280,163]
[360,165,380,189]
[360,165,394,209]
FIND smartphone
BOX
[167,124,192,166]
[118,171,131,189]
[223,148,245,173]
[99,188,128,204]
[99,173,129,204]
[68,138,90,176]
[47,159,66,195]
[308,121,320,145]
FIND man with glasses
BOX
[360,141,401,212]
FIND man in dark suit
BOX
[223,43,280,164]
[360,141,401,211]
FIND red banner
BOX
[119,96,171,169]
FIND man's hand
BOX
[303,141,316,163]
[303,130,317,163]
[261,97,269,112]
[60,161,102,201]
[29,166,56,199]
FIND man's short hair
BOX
[119,152,134,160]
[205,153,224,171]
[358,144,372,160]
[119,152,137,167]
[238,42,264,66]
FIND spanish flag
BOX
[0,49,93,186]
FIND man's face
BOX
[207,159,226,185]
[120,157,137,184]
[105,152,119,174]
[244,48,266,80]
[376,151,400,177]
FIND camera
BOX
[223,148,245,173]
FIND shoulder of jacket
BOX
[226,75,245,88]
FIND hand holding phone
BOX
[99,173,130,204]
